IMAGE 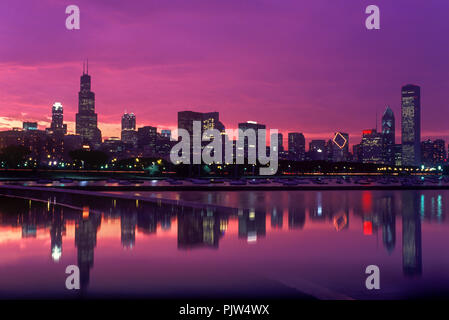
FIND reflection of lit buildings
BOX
[75,209,101,289]
[238,208,266,243]
[50,206,66,262]
[379,196,396,254]
[419,193,444,223]
[288,193,305,229]
[402,192,422,276]
[177,209,221,249]
[21,224,37,238]
[121,211,137,249]
[137,209,157,235]
[270,207,283,229]
[309,192,325,220]
[333,211,349,231]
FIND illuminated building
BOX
[331,132,349,162]
[352,144,362,162]
[155,132,174,159]
[178,111,224,136]
[361,129,383,164]
[238,121,266,161]
[121,113,138,148]
[75,61,102,148]
[288,132,305,161]
[401,84,421,166]
[309,140,326,161]
[102,137,124,156]
[161,129,171,139]
[0,129,64,164]
[393,144,402,166]
[23,122,37,131]
[137,126,157,155]
[50,102,67,135]
[178,111,225,162]
[382,106,395,165]
[421,139,446,166]
[401,192,422,276]
[277,133,284,153]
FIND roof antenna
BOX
[376,108,377,132]
[83,61,85,74]
[87,58,89,74]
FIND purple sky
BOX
[1,0,449,146]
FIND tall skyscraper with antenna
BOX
[75,60,102,147]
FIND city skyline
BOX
[1,1,449,145]
[0,64,440,151]
[1,67,446,168]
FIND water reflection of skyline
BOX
[0,189,446,289]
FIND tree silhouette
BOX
[69,149,109,169]
[0,145,30,168]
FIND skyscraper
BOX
[331,132,349,162]
[75,62,102,147]
[401,84,421,166]
[421,139,446,166]
[309,140,326,161]
[288,132,305,161]
[277,133,284,153]
[137,126,157,155]
[122,112,136,131]
[382,106,395,165]
[121,113,137,147]
[178,111,223,135]
[51,102,64,132]
[238,121,266,161]
[178,111,225,162]
[361,129,383,164]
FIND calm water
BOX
[0,188,448,299]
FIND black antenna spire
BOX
[83,61,85,74]
[376,108,377,132]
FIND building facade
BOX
[401,84,421,166]
[361,129,383,164]
[382,106,395,165]
[288,132,305,161]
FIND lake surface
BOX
[0,188,448,299]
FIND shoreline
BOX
[1,183,449,191]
